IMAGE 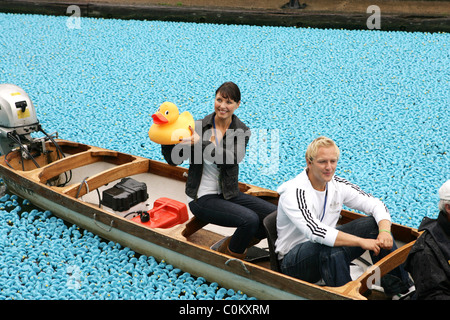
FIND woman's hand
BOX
[179,126,199,145]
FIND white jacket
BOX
[275,169,391,260]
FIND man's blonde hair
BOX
[305,136,340,163]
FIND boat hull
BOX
[5,177,302,299]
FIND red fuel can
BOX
[132,197,189,228]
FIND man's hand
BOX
[377,230,393,250]
[377,219,393,250]
[359,238,381,256]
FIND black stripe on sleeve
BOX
[295,188,327,238]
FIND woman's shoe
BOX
[217,237,247,259]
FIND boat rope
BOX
[93,213,114,232]
[76,177,90,198]
[225,258,250,274]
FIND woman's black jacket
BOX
[161,112,250,200]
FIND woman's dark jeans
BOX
[189,192,277,254]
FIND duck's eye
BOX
[165,110,169,115]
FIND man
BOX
[275,136,412,296]
[405,180,450,299]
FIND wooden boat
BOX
[0,139,420,300]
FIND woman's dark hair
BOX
[215,82,241,103]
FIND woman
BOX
[161,82,276,258]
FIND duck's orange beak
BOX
[152,112,168,125]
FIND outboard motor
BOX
[0,84,57,160]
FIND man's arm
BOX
[334,230,381,255]
[333,219,392,255]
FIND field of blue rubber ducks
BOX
[0,12,448,300]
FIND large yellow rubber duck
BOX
[148,102,195,145]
